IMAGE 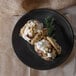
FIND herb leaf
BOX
[45,16,55,36]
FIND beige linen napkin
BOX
[0,0,76,15]
[0,0,76,76]
[22,0,76,11]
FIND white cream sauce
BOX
[35,39,52,57]
[22,20,43,42]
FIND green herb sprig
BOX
[45,16,55,36]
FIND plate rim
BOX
[12,8,74,70]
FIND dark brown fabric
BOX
[22,0,76,11]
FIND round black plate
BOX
[12,8,74,70]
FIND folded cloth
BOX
[22,0,76,11]
[0,0,25,15]
[0,0,76,15]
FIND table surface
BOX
[0,0,76,76]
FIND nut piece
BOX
[47,36,61,54]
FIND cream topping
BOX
[21,20,43,42]
[35,39,52,57]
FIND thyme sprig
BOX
[45,16,55,36]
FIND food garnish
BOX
[20,18,61,61]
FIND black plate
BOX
[12,8,74,70]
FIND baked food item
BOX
[20,20,43,44]
[20,19,61,61]
[31,28,48,45]
[34,36,61,61]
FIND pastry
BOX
[20,20,43,44]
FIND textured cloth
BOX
[0,0,76,76]
[22,0,76,11]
